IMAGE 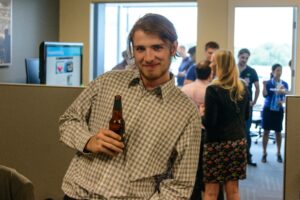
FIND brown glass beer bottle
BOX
[109,95,125,142]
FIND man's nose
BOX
[144,49,154,62]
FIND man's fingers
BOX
[87,129,125,156]
[96,130,124,149]
[101,136,124,149]
[100,147,119,157]
[102,130,122,141]
[101,141,124,153]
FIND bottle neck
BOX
[112,110,123,119]
[112,96,123,118]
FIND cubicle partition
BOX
[0,84,83,200]
[284,96,300,200]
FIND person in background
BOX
[3,28,11,63]
[288,59,293,84]
[112,50,128,70]
[184,41,219,85]
[203,50,249,200]
[182,60,224,200]
[176,45,196,87]
[181,60,212,115]
[237,48,260,167]
[261,63,288,163]
[59,13,201,200]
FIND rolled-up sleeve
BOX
[59,80,99,152]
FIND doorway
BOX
[232,6,297,200]
[234,7,295,107]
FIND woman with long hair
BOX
[203,50,250,200]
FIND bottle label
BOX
[109,120,125,135]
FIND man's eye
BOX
[135,46,145,52]
[153,45,163,51]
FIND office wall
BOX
[59,0,91,85]
[0,0,59,83]
[0,84,84,200]
[284,96,300,200]
[196,0,228,61]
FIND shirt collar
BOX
[128,69,176,102]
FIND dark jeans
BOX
[246,108,253,161]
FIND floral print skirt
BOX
[203,138,247,183]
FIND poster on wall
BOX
[0,0,11,67]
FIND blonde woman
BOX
[203,50,250,200]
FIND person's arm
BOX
[262,80,268,97]
[203,86,218,129]
[84,129,124,156]
[150,113,201,199]
[245,87,251,121]
[252,81,260,106]
[59,79,124,156]
[278,81,289,106]
[278,81,289,95]
[184,65,195,85]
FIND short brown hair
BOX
[127,13,178,58]
[238,48,250,57]
[205,41,219,51]
[196,60,211,80]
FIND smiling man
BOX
[59,13,201,200]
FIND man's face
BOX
[238,53,250,67]
[132,30,177,88]
[205,48,218,61]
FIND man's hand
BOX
[84,128,125,156]
[262,80,267,86]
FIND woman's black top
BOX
[203,84,250,143]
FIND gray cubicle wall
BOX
[0,84,83,200]
[284,96,300,200]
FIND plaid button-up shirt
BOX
[59,69,201,199]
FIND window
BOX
[234,7,295,107]
[92,2,197,79]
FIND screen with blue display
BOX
[39,42,83,86]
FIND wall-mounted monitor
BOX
[39,41,83,86]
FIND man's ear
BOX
[171,41,178,56]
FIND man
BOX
[176,46,196,87]
[111,50,128,70]
[3,28,11,63]
[184,41,219,85]
[181,60,212,116]
[59,13,201,200]
[238,48,260,167]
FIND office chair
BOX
[25,58,40,84]
[0,165,35,200]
